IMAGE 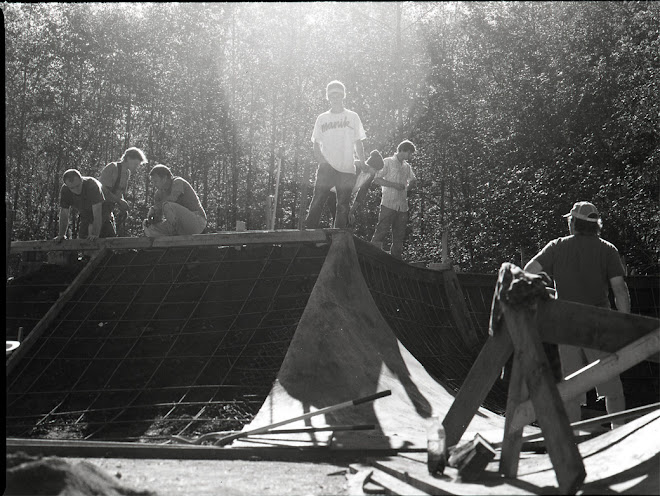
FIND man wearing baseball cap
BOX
[524,201,630,429]
[304,80,367,229]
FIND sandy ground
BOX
[61,457,351,496]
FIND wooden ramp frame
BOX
[443,262,660,495]
[6,248,109,376]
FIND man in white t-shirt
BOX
[304,80,367,228]
[371,140,418,259]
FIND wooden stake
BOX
[501,301,586,495]
[499,352,528,477]
[442,269,480,348]
[442,331,513,447]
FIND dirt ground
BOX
[60,456,352,496]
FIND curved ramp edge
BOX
[234,231,507,449]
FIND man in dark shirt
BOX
[55,169,113,241]
[525,201,630,428]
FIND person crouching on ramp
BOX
[143,164,207,237]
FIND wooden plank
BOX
[6,201,14,278]
[11,237,153,252]
[502,302,586,495]
[492,402,660,449]
[5,437,393,462]
[509,329,660,432]
[499,354,528,477]
[443,330,513,447]
[443,269,481,348]
[537,299,660,362]
[9,229,338,253]
[513,410,660,484]
[6,248,109,376]
[150,229,336,248]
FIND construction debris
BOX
[448,433,497,482]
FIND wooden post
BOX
[6,200,14,279]
[271,147,283,230]
[265,195,274,230]
[442,330,513,447]
[442,269,481,348]
[441,230,449,263]
[499,353,528,477]
[500,278,586,495]
[297,162,311,231]
[6,248,109,377]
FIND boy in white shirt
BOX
[371,140,417,259]
[305,80,367,228]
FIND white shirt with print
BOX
[376,155,417,212]
[311,109,366,174]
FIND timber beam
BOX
[6,437,398,462]
[537,299,660,362]
[9,229,340,254]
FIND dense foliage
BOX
[5,2,659,273]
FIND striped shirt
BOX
[376,155,417,212]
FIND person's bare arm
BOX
[56,207,70,241]
[100,165,123,203]
[355,139,366,164]
[101,185,123,203]
[88,202,103,240]
[162,179,184,203]
[374,177,405,190]
[610,276,630,313]
[103,186,129,211]
[313,141,326,163]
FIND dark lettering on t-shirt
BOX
[321,116,354,134]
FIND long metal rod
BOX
[171,390,392,445]
[492,402,660,448]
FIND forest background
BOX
[4,2,659,274]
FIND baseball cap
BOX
[563,201,600,222]
[326,80,345,96]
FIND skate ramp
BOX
[233,232,511,449]
[6,241,331,442]
[7,230,657,447]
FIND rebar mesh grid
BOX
[354,247,510,414]
[7,242,329,442]
[6,238,658,441]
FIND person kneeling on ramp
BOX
[143,164,207,237]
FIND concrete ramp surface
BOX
[235,232,508,449]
